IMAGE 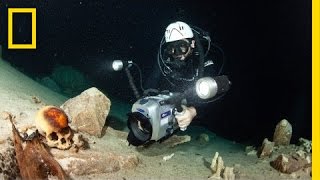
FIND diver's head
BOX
[164,21,195,61]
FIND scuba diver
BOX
[145,21,227,130]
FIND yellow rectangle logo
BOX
[8,8,36,49]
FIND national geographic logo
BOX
[7,8,36,49]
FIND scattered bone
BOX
[56,152,139,175]
[18,125,36,134]
[21,128,38,141]
[69,133,88,153]
[209,152,224,179]
[163,153,175,161]
[210,157,224,179]
[208,152,236,180]
[1,111,15,121]
[162,135,191,147]
[210,152,219,171]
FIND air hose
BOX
[125,67,140,100]
[193,31,205,79]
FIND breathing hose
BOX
[193,31,205,79]
[125,67,141,100]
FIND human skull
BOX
[35,106,73,150]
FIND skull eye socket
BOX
[59,127,70,135]
[49,132,58,141]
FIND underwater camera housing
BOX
[111,60,231,146]
[127,92,180,146]
[126,76,231,146]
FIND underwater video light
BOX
[196,76,230,99]
[112,60,133,71]
[196,77,217,99]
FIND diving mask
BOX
[165,39,193,60]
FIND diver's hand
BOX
[175,105,197,130]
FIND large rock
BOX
[273,119,292,146]
[61,87,111,137]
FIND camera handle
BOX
[159,93,188,131]
[173,106,187,131]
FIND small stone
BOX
[298,138,311,153]
[257,138,274,158]
[196,133,210,144]
[32,96,41,104]
[246,150,257,156]
[245,146,255,153]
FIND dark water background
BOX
[0,0,311,145]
